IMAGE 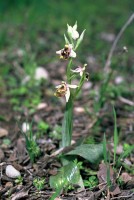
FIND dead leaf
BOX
[124,158,132,166]
[5,182,13,189]
[111,144,123,155]
[121,172,132,183]
[126,177,134,189]
[11,188,29,200]
[109,184,121,197]
[97,164,121,197]
[0,128,8,138]
[16,138,26,161]
[0,148,4,161]
[97,163,116,189]
[8,151,18,162]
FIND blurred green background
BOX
[0,0,134,60]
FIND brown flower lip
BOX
[60,45,71,60]
[56,44,76,59]
[54,81,78,102]
[54,82,67,97]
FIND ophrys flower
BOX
[71,64,87,77]
[54,81,78,102]
[56,44,76,60]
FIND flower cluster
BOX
[55,22,88,102]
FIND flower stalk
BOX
[55,22,87,148]
[62,96,73,147]
[67,58,72,83]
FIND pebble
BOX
[6,165,21,178]
[37,102,47,110]
[115,76,124,84]
[35,67,49,80]
[0,128,8,138]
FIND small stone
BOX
[100,32,115,42]
[124,158,132,166]
[35,67,49,80]
[37,102,47,110]
[115,76,124,84]
[116,144,123,155]
[74,107,85,113]
[6,165,21,178]
[83,81,92,90]
[0,128,8,138]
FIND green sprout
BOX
[49,125,62,140]
[2,138,11,146]
[21,123,40,163]
[36,121,49,138]
[113,107,118,164]
[33,177,45,191]
[15,176,23,185]
[84,175,98,188]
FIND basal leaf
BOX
[67,144,103,164]
[50,161,84,190]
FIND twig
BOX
[116,166,122,179]
[111,192,134,200]
[104,13,134,73]
[119,96,134,106]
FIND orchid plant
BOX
[50,24,104,198]
[55,22,88,148]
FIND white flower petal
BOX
[72,30,79,40]
[71,67,82,73]
[68,44,73,48]
[67,25,72,34]
[68,84,78,89]
[65,87,70,102]
[73,23,77,30]
[80,71,83,77]
[70,50,76,58]
[56,50,62,55]
[55,85,61,88]
[22,122,30,133]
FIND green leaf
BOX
[113,107,118,163]
[50,161,84,191]
[64,34,70,44]
[67,144,103,164]
[50,162,81,189]
[103,133,107,163]
[75,29,86,50]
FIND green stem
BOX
[67,58,72,84]
[74,73,85,97]
[62,96,73,147]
